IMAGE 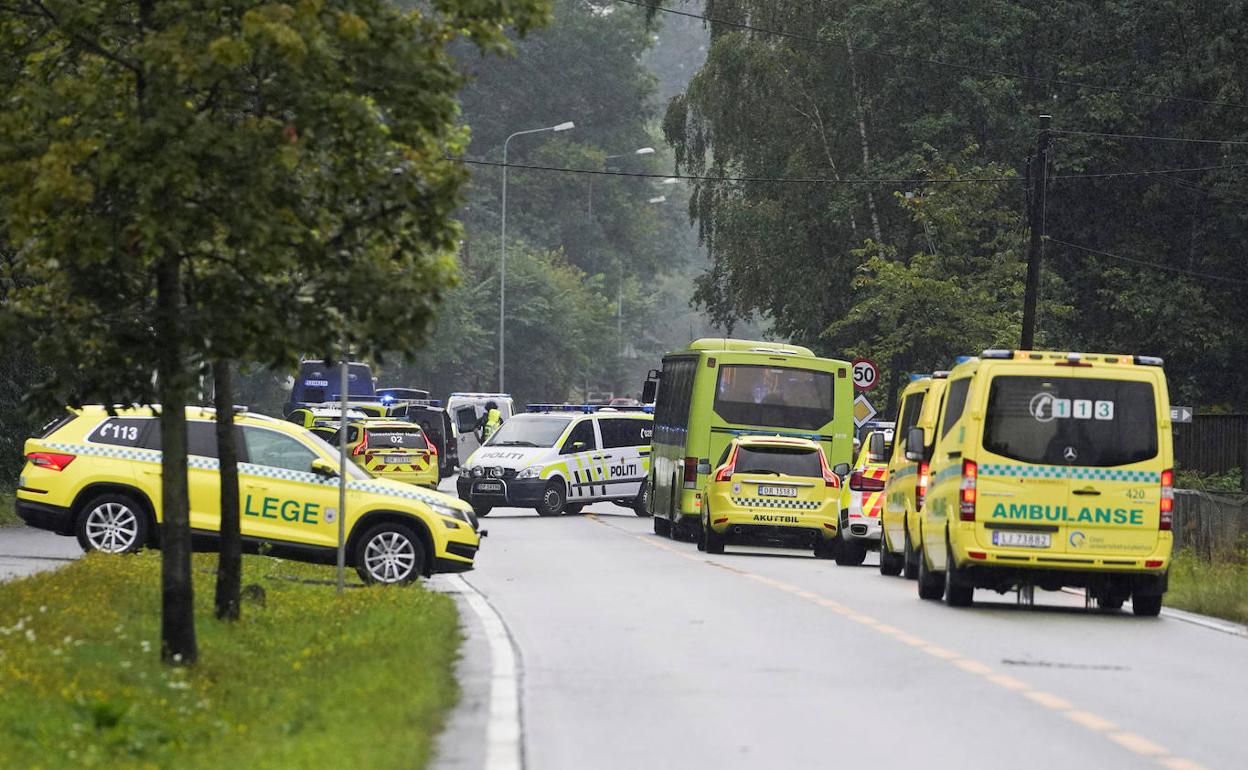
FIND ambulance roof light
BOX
[954,355,976,365]
[908,373,931,382]
[932,370,951,379]
[980,349,1013,359]
[1134,355,1164,367]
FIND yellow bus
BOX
[642,339,855,539]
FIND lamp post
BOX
[589,147,656,219]
[500,120,574,392]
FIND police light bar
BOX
[907,373,931,382]
[1133,355,1164,367]
[953,355,978,365]
[980,349,1013,359]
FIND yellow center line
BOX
[584,515,1211,770]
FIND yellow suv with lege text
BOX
[911,351,1173,615]
[14,406,481,584]
[698,435,845,556]
[880,372,949,580]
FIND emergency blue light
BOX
[908,373,931,382]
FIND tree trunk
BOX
[213,359,241,621]
[156,254,198,665]
[844,36,884,253]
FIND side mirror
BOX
[311,458,340,478]
[570,441,587,452]
[904,427,925,462]
[832,462,851,478]
[641,379,658,405]
[868,432,887,463]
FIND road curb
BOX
[1058,587,1248,637]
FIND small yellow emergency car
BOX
[15,406,481,583]
[697,435,843,556]
[833,429,891,566]
[913,350,1173,614]
[334,418,440,488]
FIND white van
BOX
[456,406,653,517]
[446,392,516,459]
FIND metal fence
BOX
[1173,489,1248,558]
[1173,415,1248,477]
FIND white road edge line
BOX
[441,573,525,770]
[1058,587,1248,638]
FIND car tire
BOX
[704,518,725,554]
[944,540,974,607]
[633,485,651,517]
[1131,594,1163,617]
[697,514,708,552]
[879,533,904,576]
[902,524,920,581]
[537,480,568,517]
[75,492,149,554]
[472,505,492,518]
[813,535,838,560]
[653,516,671,537]
[354,522,426,585]
[916,543,944,601]
[835,536,867,567]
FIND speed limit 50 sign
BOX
[851,358,879,392]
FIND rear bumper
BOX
[952,563,1168,596]
[15,497,74,535]
[709,507,838,543]
[842,515,881,542]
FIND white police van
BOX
[457,405,653,518]
[447,392,516,459]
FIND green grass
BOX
[0,551,461,769]
[0,488,18,526]
[1166,549,1248,625]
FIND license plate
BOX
[992,531,1052,548]
[384,456,412,465]
[758,485,798,498]
[475,481,503,493]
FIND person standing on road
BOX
[475,401,503,444]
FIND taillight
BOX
[714,448,737,482]
[27,451,75,471]
[850,470,885,492]
[916,462,930,509]
[428,442,438,457]
[960,460,977,521]
[683,457,698,489]
[819,451,841,488]
[1160,468,1173,531]
[352,430,369,456]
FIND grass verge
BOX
[0,488,18,526]
[0,551,460,769]
[1165,549,1248,625]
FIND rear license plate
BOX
[758,485,798,498]
[384,456,412,465]
[992,531,1052,548]
[475,481,503,493]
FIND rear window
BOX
[983,376,1158,467]
[714,365,834,431]
[733,445,822,478]
[39,414,78,438]
[895,393,923,453]
[364,427,428,451]
[599,418,653,449]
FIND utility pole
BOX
[1021,114,1052,350]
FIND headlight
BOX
[431,502,469,523]
[459,466,471,478]
[516,466,542,479]
[471,466,485,478]
[489,467,505,479]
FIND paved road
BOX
[450,499,1246,770]
[0,526,80,581]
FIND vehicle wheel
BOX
[472,505,493,518]
[916,545,944,601]
[1131,594,1163,617]
[354,523,426,585]
[944,541,974,607]
[902,525,920,581]
[813,534,839,559]
[633,484,651,517]
[537,480,568,517]
[704,519,725,554]
[835,536,868,567]
[697,514,707,552]
[564,504,585,516]
[653,516,671,537]
[879,533,904,576]
[75,493,149,554]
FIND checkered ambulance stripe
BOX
[731,497,821,510]
[979,464,1160,483]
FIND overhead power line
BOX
[1050,238,1248,286]
[616,0,1248,111]
[1052,129,1248,146]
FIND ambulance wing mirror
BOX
[869,432,887,463]
[311,458,340,478]
[641,378,658,405]
[904,427,925,462]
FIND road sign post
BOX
[852,357,879,392]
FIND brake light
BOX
[353,430,369,456]
[916,462,929,509]
[849,470,885,492]
[683,457,698,489]
[715,448,737,482]
[27,451,75,471]
[428,442,438,458]
[960,460,977,521]
[1159,468,1173,531]
[819,451,841,488]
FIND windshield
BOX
[292,362,375,403]
[733,445,822,477]
[714,365,835,431]
[983,375,1158,467]
[303,429,371,480]
[485,415,572,448]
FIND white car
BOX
[457,406,653,518]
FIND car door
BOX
[560,418,601,502]
[239,425,338,548]
[598,417,649,500]
[185,420,224,534]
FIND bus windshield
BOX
[713,365,835,431]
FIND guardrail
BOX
[1173,489,1248,557]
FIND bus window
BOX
[713,364,834,431]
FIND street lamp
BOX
[605,146,655,161]
[589,147,657,219]
[648,195,668,204]
[500,120,575,392]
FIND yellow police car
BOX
[15,406,481,583]
[334,417,440,488]
[913,350,1173,614]
[698,435,844,556]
